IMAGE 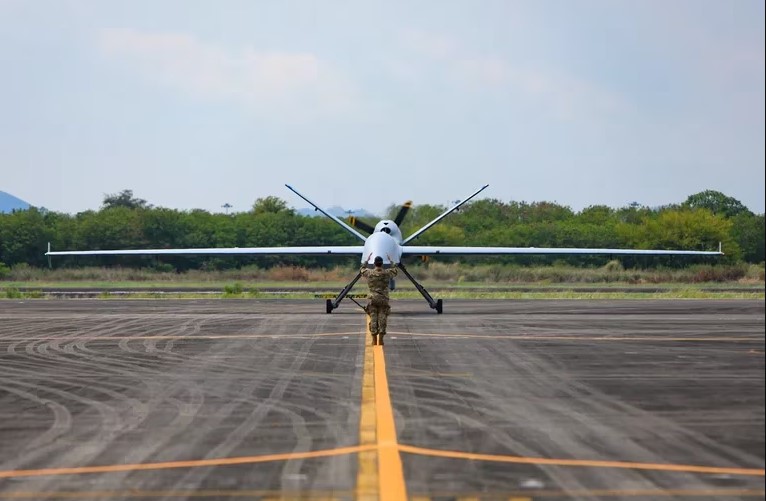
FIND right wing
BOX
[401,246,723,256]
[46,246,365,257]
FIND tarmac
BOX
[0,298,763,500]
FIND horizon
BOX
[2,186,761,217]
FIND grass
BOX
[4,262,765,284]
[1,262,763,300]
[2,286,763,301]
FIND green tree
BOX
[618,208,738,260]
[102,189,151,210]
[730,213,765,263]
[579,205,615,225]
[252,196,294,215]
[682,190,751,218]
[0,208,52,267]
[76,208,145,250]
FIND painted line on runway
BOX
[513,488,765,498]
[0,332,361,342]
[0,445,375,479]
[397,444,766,477]
[412,488,765,499]
[355,315,408,501]
[356,320,378,501]
[388,332,763,342]
[374,344,408,501]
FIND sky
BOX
[1,0,764,216]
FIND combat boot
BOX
[371,334,378,346]
[378,334,384,346]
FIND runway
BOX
[0,299,763,500]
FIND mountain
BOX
[296,205,378,219]
[0,191,31,213]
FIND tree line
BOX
[0,189,763,271]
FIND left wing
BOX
[401,246,723,256]
[46,246,365,256]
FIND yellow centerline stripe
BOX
[0,445,374,479]
[356,322,378,501]
[398,444,766,477]
[374,344,408,501]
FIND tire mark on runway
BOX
[159,333,321,495]
[1,487,764,498]
[391,314,765,495]
[0,386,72,454]
[398,443,765,476]
[0,445,375,478]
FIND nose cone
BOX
[373,220,403,242]
[362,231,401,264]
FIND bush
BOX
[603,260,624,272]
[266,266,310,282]
[223,282,244,295]
[687,264,748,283]
[149,262,176,273]
[0,262,10,280]
[8,263,37,281]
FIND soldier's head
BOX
[373,256,383,267]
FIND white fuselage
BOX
[361,220,403,265]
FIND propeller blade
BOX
[394,201,413,226]
[349,216,375,234]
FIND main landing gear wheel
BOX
[435,299,443,314]
[326,299,334,314]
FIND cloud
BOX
[397,28,628,121]
[98,28,359,121]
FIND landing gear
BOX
[325,272,363,313]
[398,263,443,314]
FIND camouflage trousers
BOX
[366,299,391,336]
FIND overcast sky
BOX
[1,0,764,215]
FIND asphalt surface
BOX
[0,299,763,500]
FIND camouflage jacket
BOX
[360,265,398,302]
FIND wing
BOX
[401,246,723,256]
[46,246,365,256]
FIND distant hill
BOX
[296,205,378,219]
[0,191,30,213]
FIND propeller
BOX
[394,201,412,226]
[347,200,413,235]
[348,216,375,234]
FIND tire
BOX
[326,299,334,314]
[435,299,443,314]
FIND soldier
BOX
[360,253,398,345]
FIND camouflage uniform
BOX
[360,264,398,343]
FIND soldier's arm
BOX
[361,253,373,275]
[386,254,399,277]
